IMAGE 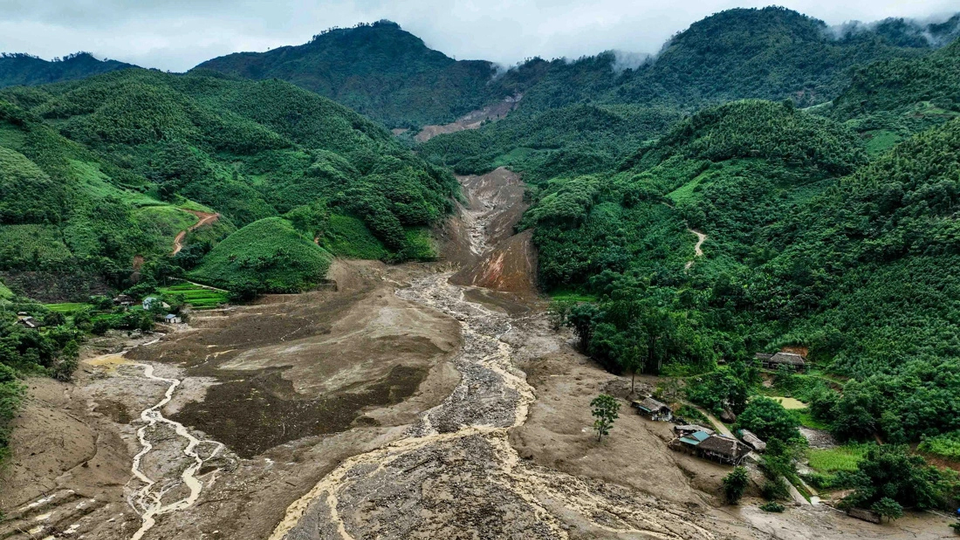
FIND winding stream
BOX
[127,362,224,540]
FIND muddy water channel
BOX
[268,273,721,540]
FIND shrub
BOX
[722,466,750,504]
[759,501,785,513]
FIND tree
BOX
[734,397,801,443]
[591,394,620,442]
[871,497,903,523]
[622,345,645,396]
[843,445,954,512]
[723,466,750,504]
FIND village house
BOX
[113,294,134,307]
[670,430,752,465]
[754,351,806,372]
[164,314,182,324]
[142,297,171,311]
[673,424,715,438]
[632,397,673,422]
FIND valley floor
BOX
[0,171,954,539]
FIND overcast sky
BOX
[0,0,956,72]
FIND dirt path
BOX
[172,210,219,255]
[685,229,707,270]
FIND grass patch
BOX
[0,280,13,300]
[45,302,89,314]
[863,129,901,156]
[794,408,831,430]
[807,445,869,473]
[549,289,598,303]
[159,282,229,310]
[676,404,712,426]
[666,172,708,205]
[917,430,960,461]
[320,214,388,259]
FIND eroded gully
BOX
[267,250,720,538]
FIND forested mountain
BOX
[517,47,960,450]
[610,7,936,108]
[0,68,456,298]
[0,52,133,88]
[195,21,503,128]
[196,8,958,133]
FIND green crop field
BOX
[807,445,869,473]
[45,302,90,313]
[159,282,229,310]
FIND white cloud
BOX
[0,0,955,71]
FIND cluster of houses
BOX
[632,397,767,466]
[116,295,181,324]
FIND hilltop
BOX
[0,52,133,88]
[196,20,502,128]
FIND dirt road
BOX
[685,229,707,270]
[172,210,219,255]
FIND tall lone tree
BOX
[591,394,621,442]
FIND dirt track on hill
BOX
[172,210,219,255]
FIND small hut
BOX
[164,314,182,324]
[739,429,766,453]
[755,352,806,372]
[16,316,39,329]
[633,397,673,422]
[113,294,134,306]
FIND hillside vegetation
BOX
[0,68,456,298]
[0,52,133,88]
[190,217,333,294]
[527,85,960,450]
[419,8,956,184]
[196,21,500,128]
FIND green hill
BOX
[195,21,501,128]
[0,52,134,88]
[0,68,457,298]
[612,7,935,108]
[190,217,333,294]
[829,38,960,153]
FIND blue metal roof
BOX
[679,431,711,446]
